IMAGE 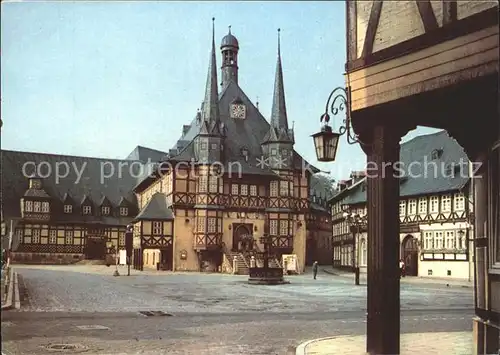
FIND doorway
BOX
[85,238,106,260]
[160,248,173,271]
[232,224,253,252]
[402,235,418,276]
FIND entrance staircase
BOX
[220,242,282,275]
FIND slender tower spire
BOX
[270,28,289,134]
[202,17,220,125]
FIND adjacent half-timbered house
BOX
[330,130,474,279]
[343,1,498,351]
[1,151,141,264]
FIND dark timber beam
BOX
[363,124,410,354]
[416,0,439,32]
[361,0,383,57]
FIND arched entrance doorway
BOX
[402,235,418,276]
[232,224,253,252]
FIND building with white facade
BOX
[329,130,474,280]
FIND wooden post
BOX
[365,124,403,354]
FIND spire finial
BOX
[277,28,281,56]
[228,25,231,34]
[256,96,260,110]
[212,17,215,38]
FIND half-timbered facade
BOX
[330,131,474,279]
[1,151,141,264]
[132,25,320,273]
[343,1,498,352]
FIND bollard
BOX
[233,256,238,274]
[250,256,256,268]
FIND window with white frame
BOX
[270,220,278,235]
[399,201,406,216]
[454,193,465,211]
[24,200,33,212]
[83,205,92,215]
[120,207,128,216]
[424,231,433,249]
[102,206,110,215]
[429,196,439,213]
[32,229,41,244]
[250,185,257,196]
[34,201,41,212]
[279,181,289,196]
[152,221,162,235]
[240,184,248,196]
[49,230,57,244]
[198,176,208,193]
[441,195,451,212]
[408,199,417,215]
[119,232,125,246]
[270,181,278,197]
[361,239,367,266]
[435,231,444,249]
[42,202,50,213]
[209,176,218,193]
[65,230,73,244]
[64,205,72,214]
[197,218,205,232]
[207,218,217,233]
[445,231,455,249]
[279,220,289,236]
[231,184,239,195]
[418,198,427,214]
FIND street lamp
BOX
[343,211,362,285]
[311,87,366,162]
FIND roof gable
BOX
[135,193,174,221]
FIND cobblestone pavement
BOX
[300,331,472,355]
[1,265,474,354]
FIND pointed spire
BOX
[201,17,220,125]
[270,28,289,135]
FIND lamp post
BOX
[343,211,362,285]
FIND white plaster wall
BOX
[418,259,470,279]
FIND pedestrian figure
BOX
[312,261,318,280]
[399,259,405,278]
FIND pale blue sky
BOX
[1,1,438,181]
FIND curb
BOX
[13,272,20,309]
[295,336,338,355]
[322,269,473,288]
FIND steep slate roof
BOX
[134,192,174,221]
[342,130,470,205]
[125,145,167,163]
[1,150,138,225]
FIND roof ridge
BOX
[1,149,141,163]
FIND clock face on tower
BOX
[230,104,246,119]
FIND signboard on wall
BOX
[282,254,298,273]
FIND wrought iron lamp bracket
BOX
[321,86,369,147]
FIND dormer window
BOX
[102,206,110,215]
[64,205,72,214]
[83,206,92,215]
[120,207,128,216]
